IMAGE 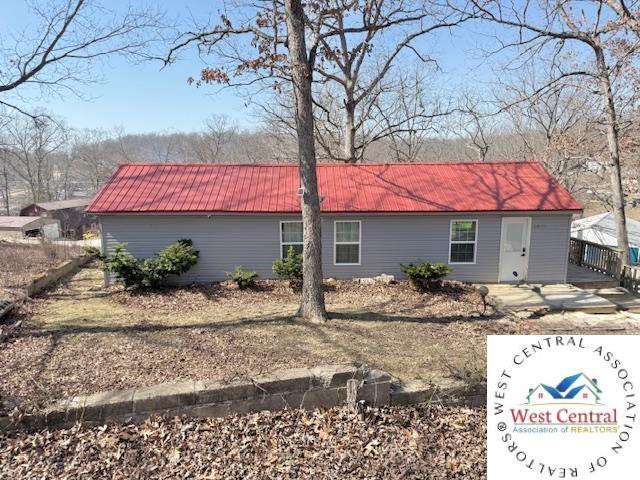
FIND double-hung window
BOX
[449,220,477,264]
[334,220,361,265]
[280,221,303,257]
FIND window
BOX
[280,221,303,258]
[449,220,477,264]
[334,220,361,265]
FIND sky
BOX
[0,0,495,134]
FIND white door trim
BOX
[498,217,532,282]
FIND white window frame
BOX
[280,220,303,258]
[449,219,478,265]
[334,220,361,266]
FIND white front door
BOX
[499,217,531,282]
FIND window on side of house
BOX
[280,221,303,258]
[449,220,477,264]
[334,220,361,265]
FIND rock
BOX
[374,274,396,285]
[353,275,396,285]
[325,278,337,284]
[221,280,238,290]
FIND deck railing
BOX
[622,265,640,293]
[569,238,623,279]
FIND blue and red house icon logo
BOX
[527,373,602,405]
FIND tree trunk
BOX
[344,98,357,163]
[1,161,10,215]
[285,0,327,322]
[594,46,630,267]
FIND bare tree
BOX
[255,2,465,162]
[456,0,637,265]
[312,1,465,162]
[453,91,497,162]
[191,114,238,163]
[4,115,69,203]
[165,0,332,321]
[0,149,11,215]
[71,128,118,191]
[0,121,11,214]
[380,70,444,162]
[284,0,327,321]
[499,66,606,195]
[0,0,163,119]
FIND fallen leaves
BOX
[0,266,493,415]
[0,241,83,302]
[0,405,487,479]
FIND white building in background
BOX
[572,212,640,264]
[0,216,60,240]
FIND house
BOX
[0,216,60,240]
[571,212,640,264]
[20,198,97,239]
[86,161,582,285]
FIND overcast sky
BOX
[1,1,497,134]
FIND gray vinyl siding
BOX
[527,215,571,283]
[99,212,573,285]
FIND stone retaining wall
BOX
[390,378,486,408]
[1,364,487,433]
[1,255,91,321]
[25,255,91,297]
[1,364,393,432]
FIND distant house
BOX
[0,216,60,240]
[572,212,640,264]
[87,161,582,285]
[20,198,97,239]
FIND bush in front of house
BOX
[400,261,452,292]
[273,246,303,291]
[226,266,259,289]
[86,239,199,289]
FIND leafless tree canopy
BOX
[448,0,640,263]
[2,115,70,203]
[0,0,164,119]
[2,0,640,260]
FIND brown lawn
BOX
[1,264,637,414]
[0,240,84,301]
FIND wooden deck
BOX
[567,263,621,288]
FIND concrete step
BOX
[541,285,618,314]
[483,283,620,314]
[569,280,621,289]
[586,287,640,313]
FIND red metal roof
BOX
[87,162,582,214]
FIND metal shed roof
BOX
[26,198,90,211]
[87,161,583,214]
[0,216,59,231]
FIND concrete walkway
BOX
[484,283,640,314]
[531,310,640,332]
[587,287,640,313]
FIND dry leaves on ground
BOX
[0,241,83,301]
[106,278,485,319]
[0,405,487,480]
